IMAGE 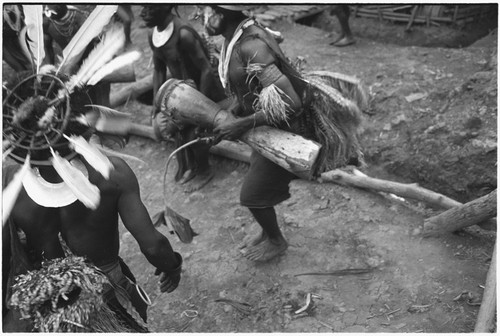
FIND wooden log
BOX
[321,168,462,209]
[423,190,496,236]
[110,74,153,108]
[474,242,496,333]
[321,168,496,231]
[210,140,251,163]
[162,79,321,180]
[240,126,319,179]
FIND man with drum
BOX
[141,5,225,193]
[199,5,364,262]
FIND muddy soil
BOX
[3,5,496,333]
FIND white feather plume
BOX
[69,24,126,91]
[58,5,118,74]
[3,155,31,225]
[85,104,132,118]
[87,50,142,86]
[22,5,45,73]
[50,148,100,210]
[64,135,113,179]
[93,144,146,165]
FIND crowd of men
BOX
[2,5,360,332]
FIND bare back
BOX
[7,156,151,268]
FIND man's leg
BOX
[182,126,215,192]
[240,207,288,261]
[239,152,294,261]
[330,5,355,46]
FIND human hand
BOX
[154,252,182,293]
[213,114,247,141]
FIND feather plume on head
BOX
[21,5,45,74]
[2,5,141,218]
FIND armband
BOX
[164,252,183,276]
[257,63,283,88]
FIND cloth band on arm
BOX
[256,63,282,88]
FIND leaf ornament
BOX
[57,5,118,75]
[87,50,142,86]
[3,155,31,225]
[64,135,113,179]
[49,148,100,210]
[22,5,45,73]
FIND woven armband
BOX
[256,63,283,88]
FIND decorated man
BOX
[201,5,366,262]
[141,5,226,193]
[3,7,182,332]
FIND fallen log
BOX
[110,74,153,108]
[210,141,251,163]
[423,190,496,236]
[161,78,321,180]
[321,168,461,209]
[321,168,496,231]
[474,242,496,333]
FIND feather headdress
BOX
[64,135,113,179]
[68,24,126,90]
[50,147,100,210]
[21,5,45,73]
[87,50,142,86]
[3,156,31,225]
[57,5,118,75]
[2,5,141,214]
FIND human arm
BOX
[116,5,133,45]
[114,158,181,292]
[178,28,215,98]
[150,36,167,117]
[214,38,302,140]
[43,20,55,65]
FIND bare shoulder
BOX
[239,30,274,64]
[178,24,199,46]
[108,156,139,188]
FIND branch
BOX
[423,190,496,236]
[474,242,496,333]
[321,168,461,209]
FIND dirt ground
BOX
[106,6,497,333]
[3,5,496,333]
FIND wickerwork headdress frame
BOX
[3,72,79,165]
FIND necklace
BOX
[22,159,89,208]
[152,22,174,48]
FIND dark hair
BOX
[213,6,247,22]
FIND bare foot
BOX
[179,169,196,184]
[331,36,355,47]
[329,35,343,45]
[183,168,214,193]
[238,231,267,249]
[240,236,288,262]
